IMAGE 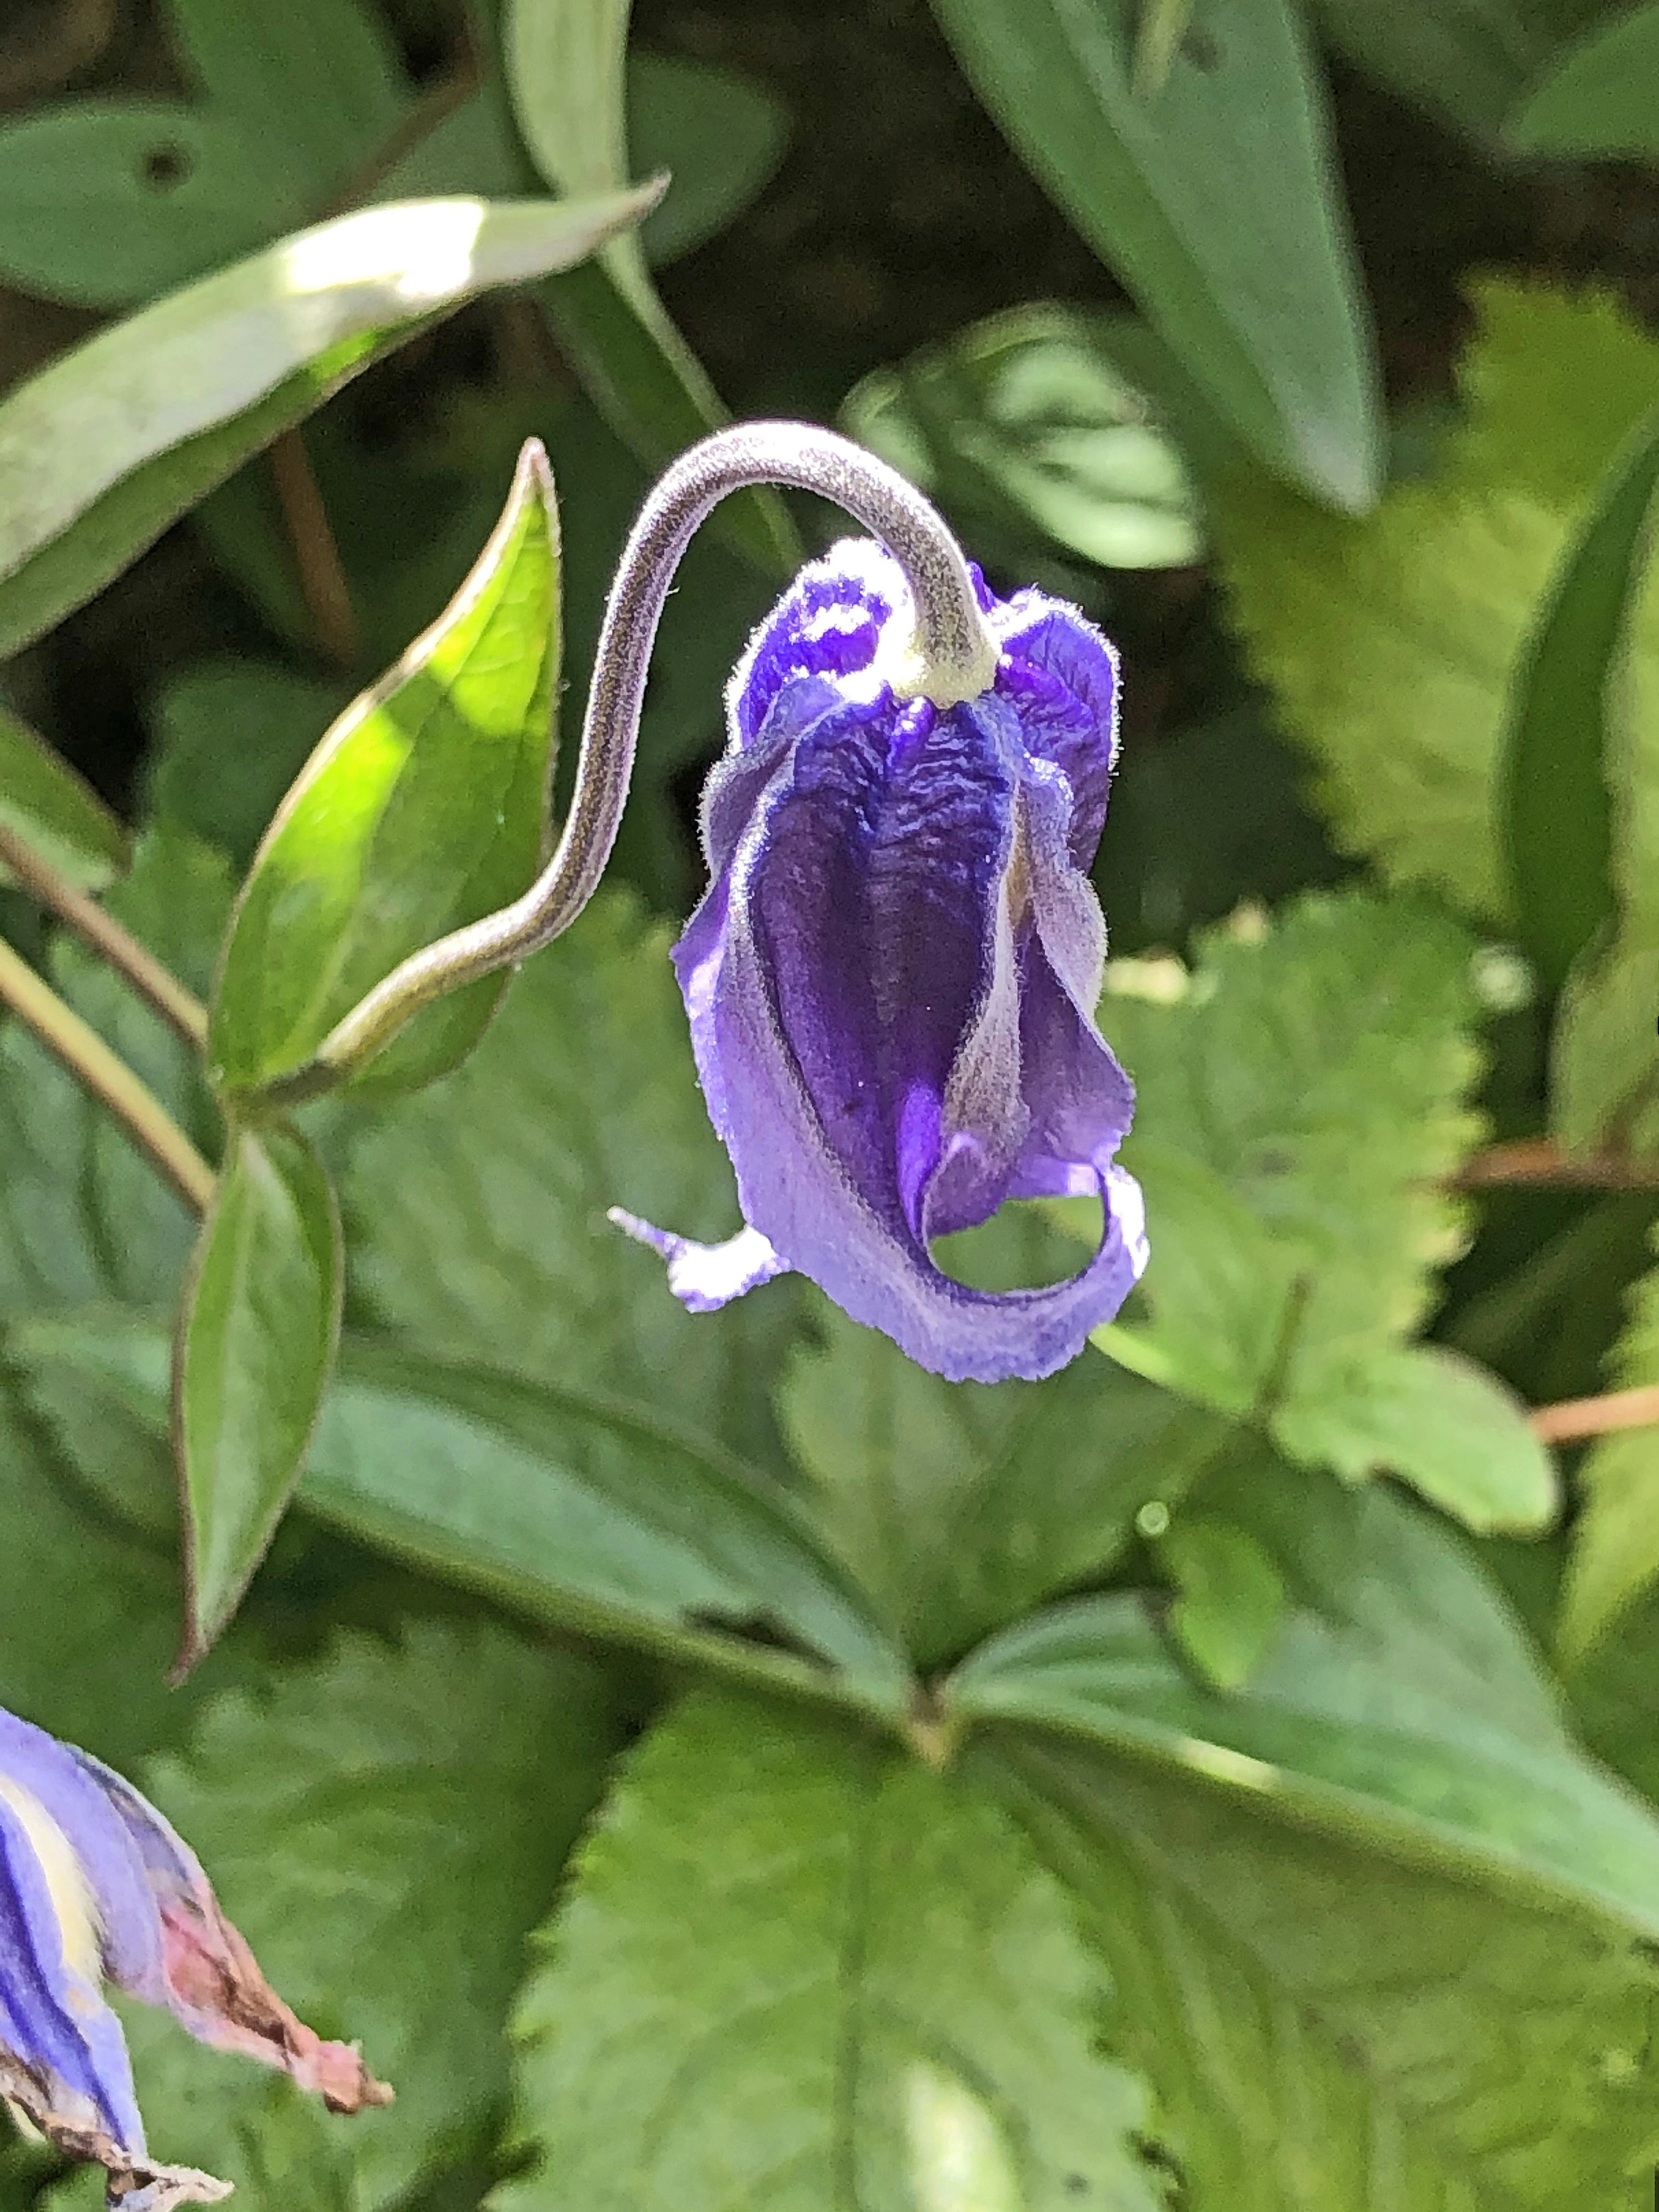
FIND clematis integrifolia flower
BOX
[614,534,1147,1383]
[0,1703,389,2210]
[284,424,1147,1381]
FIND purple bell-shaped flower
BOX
[616,539,1147,1385]
[0,1703,389,2210]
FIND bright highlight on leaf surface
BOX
[210,437,561,1102]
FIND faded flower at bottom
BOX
[0,1703,390,2210]
[615,540,1147,1385]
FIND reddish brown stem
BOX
[1532,1385,1659,1444]
[1454,1138,1659,1192]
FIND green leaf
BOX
[144,658,345,868]
[1159,1514,1285,1691]
[166,0,410,192]
[991,1729,1659,2210]
[0,1363,198,1762]
[1552,923,1659,1150]
[1500,405,1659,991]
[780,1283,1232,1669]
[210,439,560,1101]
[15,1314,911,1716]
[952,1477,1658,1921]
[1211,277,1659,922]
[0,186,655,663]
[175,1121,344,1665]
[1096,891,1553,1529]
[0,827,229,1316]
[339,889,804,1467]
[1272,1341,1557,1533]
[0,701,128,891]
[1309,0,1543,137]
[927,0,1381,510]
[0,100,306,311]
[628,52,788,267]
[839,302,1204,572]
[499,1686,1167,2212]
[498,0,796,573]
[1560,1232,1659,1660]
[125,1621,622,2207]
[1508,0,1659,155]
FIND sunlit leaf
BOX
[0,187,654,661]
[210,438,560,1101]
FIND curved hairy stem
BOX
[268,421,997,1099]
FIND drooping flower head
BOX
[0,1703,389,2210]
[616,539,1148,1384]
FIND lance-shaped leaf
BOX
[0,187,654,662]
[927,0,1381,511]
[1507,2,1659,160]
[13,1314,912,1720]
[0,703,128,891]
[210,438,560,1101]
[501,0,795,573]
[1499,406,1659,994]
[174,1121,344,1666]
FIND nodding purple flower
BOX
[616,539,1148,1385]
[0,1704,390,2211]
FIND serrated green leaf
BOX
[0,101,308,310]
[840,302,1203,572]
[175,1121,343,1664]
[952,1476,1659,2205]
[144,658,345,867]
[927,0,1381,511]
[991,1730,1659,2210]
[498,1687,1166,2212]
[0,701,128,891]
[0,187,654,662]
[210,439,560,1101]
[1159,1514,1285,1690]
[1273,1341,1557,1533]
[118,1621,622,2209]
[627,52,788,267]
[780,1276,1232,1669]
[15,1315,911,1717]
[1508,0,1659,156]
[339,889,804,1467]
[0,827,228,1316]
[1211,277,1659,923]
[1560,1232,1659,1661]
[1500,405,1659,991]
[166,0,409,192]
[1096,890,1544,1528]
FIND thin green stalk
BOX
[0,823,207,1048]
[0,935,215,1212]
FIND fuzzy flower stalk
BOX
[0,1703,389,2210]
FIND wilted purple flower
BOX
[0,1703,390,2210]
[615,539,1148,1385]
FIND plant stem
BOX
[1455,1137,1659,1190]
[269,428,363,672]
[0,936,216,1214]
[1532,1384,1659,1444]
[0,824,207,1049]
